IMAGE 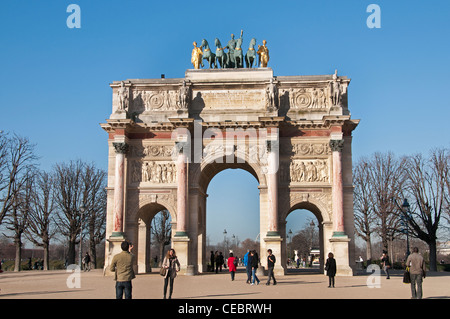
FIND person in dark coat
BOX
[325,252,337,288]
[250,250,260,285]
[210,251,215,272]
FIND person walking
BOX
[109,241,136,299]
[83,252,91,272]
[381,251,391,279]
[243,250,252,284]
[325,252,337,288]
[227,252,237,281]
[162,248,180,299]
[250,250,260,285]
[210,251,215,272]
[215,251,224,273]
[266,249,277,285]
[405,247,427,299]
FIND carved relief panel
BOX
[128,143,177,185]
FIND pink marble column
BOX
[266,140,279,236]
[112,142,128,236]
[175,149,188,237]
[330,139,345,237]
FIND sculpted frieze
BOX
[129,160,177,184]
[128,144,175,159]
[289,159,330,183]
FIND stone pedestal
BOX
[104,235,126,276]
[329,236,353,276]
[172,236,191,274]
[263,235,285,276]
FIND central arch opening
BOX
[198,159,262,273]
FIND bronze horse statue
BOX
[214,38,228,68]
[233,36,244,68]
[201,39,217,69]
[245,38,257,68]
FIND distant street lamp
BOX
[288,229,293,263]
[223,229,227,253]
[401,198,411,258]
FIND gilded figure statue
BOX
[257,39,270,67]
[191,41,203,69]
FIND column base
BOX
[332,231,347,238]
[172,235,191,275]
[266,231,281,237]
[329,235,353,276]
[263,235,285,276]
[104,235,128,277]
[174,231,189,237]
[110,231,125,238]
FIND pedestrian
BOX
[109,240,136,299]
[405,247,427,299]
[215,251,224,273]
[243,250,252,284]
[381,251,391,279]
[266,249,277,285]
[83,252,91,271]
[210,251,215,272]
[325,252,337,288]
[250,250,260,285]
[162,248,180,299]
[227,252,237,281]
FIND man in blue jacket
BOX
[243,250,252,284]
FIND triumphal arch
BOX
[101,62,359,276]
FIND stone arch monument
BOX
[101,68,359,276]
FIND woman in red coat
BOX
[227,253,237,281]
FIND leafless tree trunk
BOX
[151,210,172,267]
[403,149,449,271]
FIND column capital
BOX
[329,139,344,152]
[113,142,129,154]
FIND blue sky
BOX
[1,1,449,245]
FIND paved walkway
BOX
[0,268,449,299]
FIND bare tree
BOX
[402,149,449,271]
[4,170,34,271]
[81,164,107,269]
[1,135,37,271]
[151,210,172,266]
[25,170,57,270]
[353,157,377,261]
[0,134,37,226]
[52,160,87,265]
[364,152,406,260]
